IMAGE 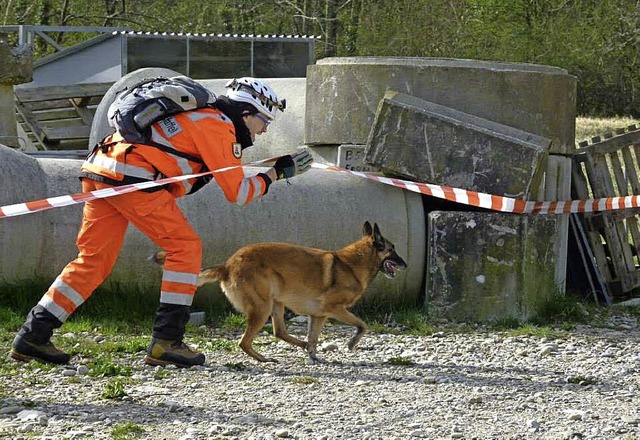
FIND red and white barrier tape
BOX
[0,156,279,219]
[312,163,640,215]
[2,158,639,219]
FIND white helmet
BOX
[225,77,286,121]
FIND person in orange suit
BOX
[11,77,312,367]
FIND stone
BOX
[426,211,561,322]
[365,91,550,199]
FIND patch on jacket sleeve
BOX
[158,117,182,138]
[232,142,242,159]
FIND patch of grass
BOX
[488,317,523,330]
[224,362,246,371]
[153,368,172,380]
[0,278,51,316]
[505,325,562,339]
[567,375,598,386]
[221,313,246,332]
[576,116,640,143]
[208,338,237,352]
[531,292,590,325]
[0,356,58,377]
[111,421,146,439]
[108,338,149,354]
[367,321,394,333]
[394,309,437,335]
[290,375,318,385]
[102,378,127,399]
[359,304,435,335]
[387,356,415,366]
[87,357,132,377]
[23,373,50,387]
[0,307,25,333]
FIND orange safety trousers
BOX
[37,179,202,323]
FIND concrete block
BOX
[426,211,562,322]
[366,91,550,198]
[305,57,576,154]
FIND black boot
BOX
[145,304,205,367]
[11,305,71,365]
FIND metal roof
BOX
[113,30,321,41]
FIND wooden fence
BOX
[573,125,640,298]
[14,82,113,150]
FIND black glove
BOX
[274,150,313,180]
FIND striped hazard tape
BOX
[311,163,640,215]
[1,157,639,218]
[0,156,279,219]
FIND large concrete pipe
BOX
[0,145,425,307]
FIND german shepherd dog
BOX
[152,221,407,363]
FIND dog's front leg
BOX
[306,315,327,363]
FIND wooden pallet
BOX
[14,82,113,150]
[573,125,640,296]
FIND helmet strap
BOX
[213,96,254,149]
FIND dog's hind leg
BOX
[328,307,368,351]
[240,307,276,362]
[306,315,328,363]
[270,302,307,351]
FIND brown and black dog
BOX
[152,221,407,363]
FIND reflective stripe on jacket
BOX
[82,107,269,205]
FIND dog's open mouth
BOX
[382,259,401,279]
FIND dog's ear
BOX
[363,221,373,237]
[373,223,385,250]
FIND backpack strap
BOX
[95,129,206,165]
[143,137,206,165]
[79,171,166,193]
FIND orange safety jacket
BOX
[81,107,271,205]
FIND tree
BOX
[0,0,638,116]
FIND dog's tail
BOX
[198,265,228,285]
[149,250,228,285]
[149,250,167,265]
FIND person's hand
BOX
[274,150,313,180]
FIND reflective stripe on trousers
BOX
[38,179,202,322]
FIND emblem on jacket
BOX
[158,117,182,137]
[232,143,242,159]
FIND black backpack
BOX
[101,76,218,193]
[107,75,217,145]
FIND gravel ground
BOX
[1,314,639,440]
